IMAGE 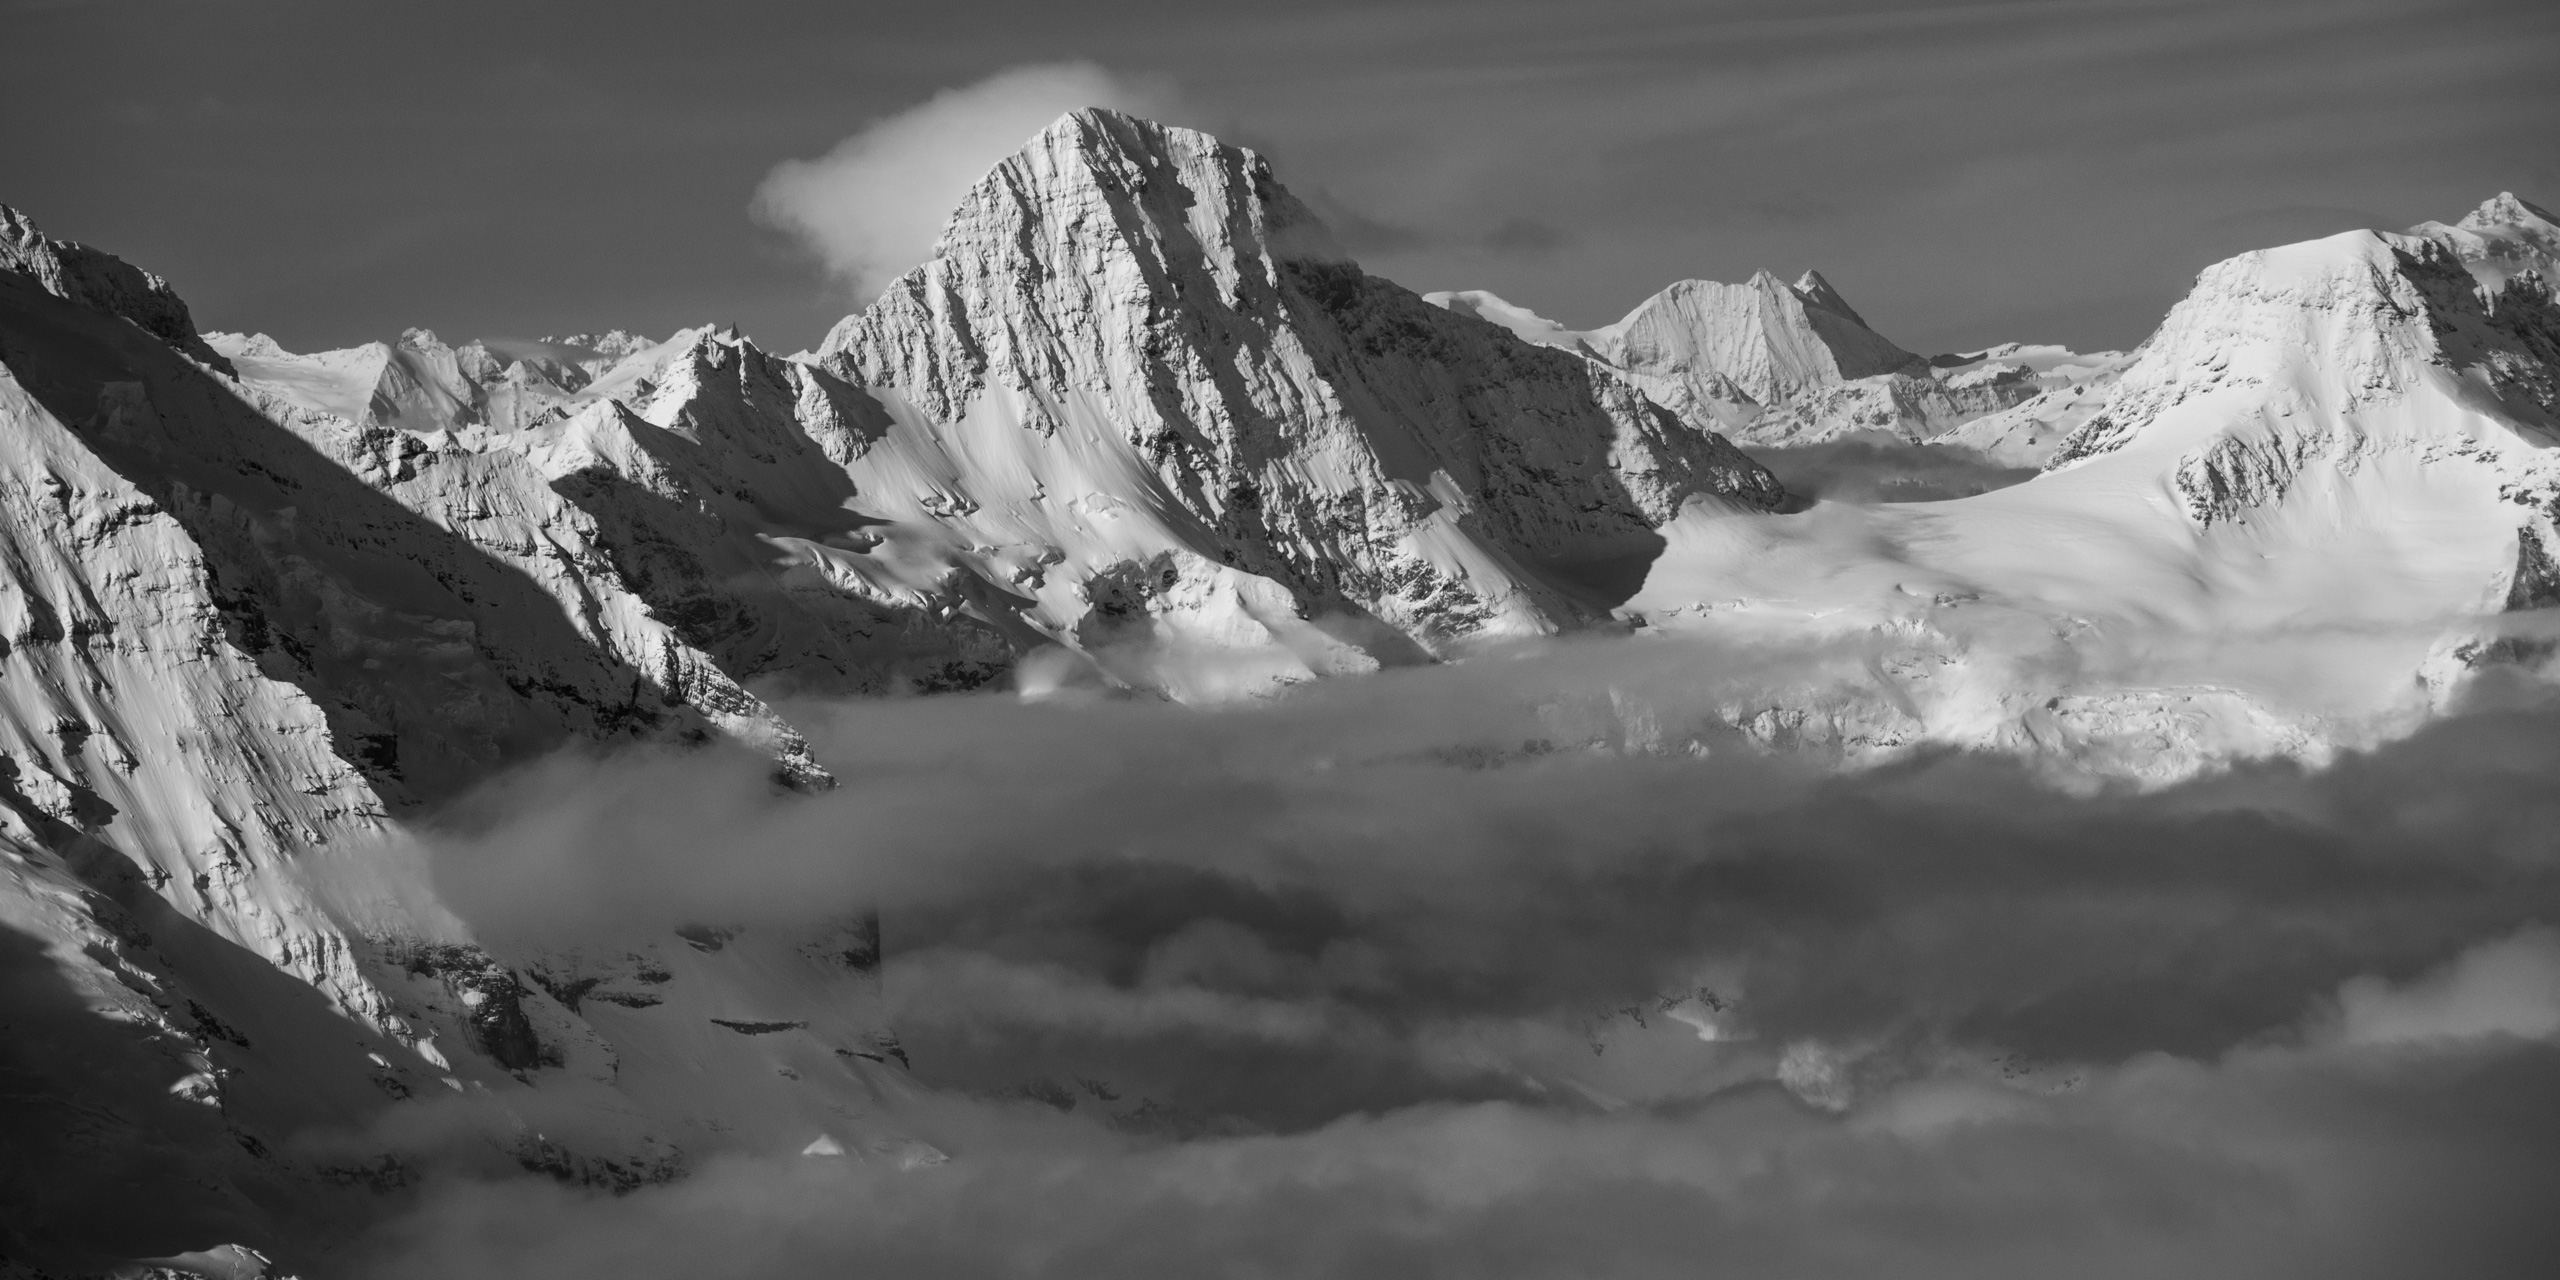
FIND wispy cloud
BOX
[752,61,1184,303]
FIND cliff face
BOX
[1,203,235,374]
[0,216,897,1265]
[822,110,1784,664]
[2046,223,2560,524]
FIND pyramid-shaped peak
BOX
[1007,108,1244,185]
[1790,269,1872,326]
[2460,191,2557,232]
[902,104,1343,301]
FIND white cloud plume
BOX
[753,62,1183,302]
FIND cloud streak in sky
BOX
[753,62,1183,303]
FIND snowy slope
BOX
[1426,272,2124,460]
[1929,343,2138,466]
[0,210,924,1271]
[1627,203,2560,778]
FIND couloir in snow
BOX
[2,109,2556,1273]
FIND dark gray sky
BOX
[5,0,2553,356]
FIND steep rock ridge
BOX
[820,109,1785,665]
[517,329,1017,695]
[2041,227,2559,512]
[0,355,389,1022]
[2410,193,2560,427]
[218,324,1023,695]
[0,294,514,1265]
[0,203,234,375]
[1426,274,2119,460]
[2047,205,2560,611]
[2414,191,2560,294]
[4,281,824,802]
[2027,217,2560,587]
[2,219,924,1268]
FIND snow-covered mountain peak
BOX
[1788,268,1872,327]
[2006,218,2560,625]
[1589,270,1927,406]
[2045,228,2528,473]
[1422,266,2116,458]
[820,110,1782,663]
[2414,190,2560,296]
[2459,191,2558,234]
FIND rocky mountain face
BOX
[1,203,235,374]
[1429,270,2125,460]
[819,110,1784,678]
[2415,190,2560,295]
[0,208,931,1272]
[2024,195,2560,631]
[2046,201,2560,510]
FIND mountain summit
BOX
[1428,264,2123,457]
[819,109,1785,676]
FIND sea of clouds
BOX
[292,626,2560,1278]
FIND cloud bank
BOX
[285,628,2560,1276]
[753,62,1182,303]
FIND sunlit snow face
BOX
[315,628,2560,1279]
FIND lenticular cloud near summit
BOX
[754,62,1186,301]
[3,49,2559,1280]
